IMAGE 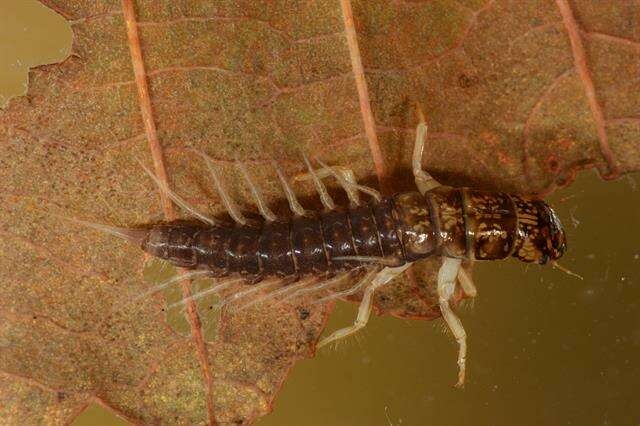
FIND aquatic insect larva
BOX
[77,116,567,387]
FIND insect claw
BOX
[437,258,468,390]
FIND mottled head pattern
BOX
[511,197,566,264]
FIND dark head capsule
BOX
[511,197,566,264]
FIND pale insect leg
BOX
[412,113,441,195]
[294,162,382,203]
[317,264,411,348]
[302,152,335,210]
[192,149,248,225]
[457,265,477,298]
[237,161,277,222]
[138,160,217,226]
[272,160,307,216]
[437,257,467,388]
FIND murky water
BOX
[0,0,70,107]
[258,171,640,426]
[2,2,639,425]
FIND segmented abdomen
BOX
[141,197,404,279]
[141,186,534,279]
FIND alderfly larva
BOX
[75,116,567,387]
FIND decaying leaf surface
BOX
[0,0,639,424]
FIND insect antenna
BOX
[551,261,584,280]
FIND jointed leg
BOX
[317,263,411,348]
[457,264,477,298]
[412,116,441,194]
[437,257,468,387]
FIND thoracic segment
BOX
[392,187,522,262]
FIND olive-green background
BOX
[1,2,638,425]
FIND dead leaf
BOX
[1,0,639,424]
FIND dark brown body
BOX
[141,187,566,282]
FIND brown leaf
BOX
[1,0,639,424]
